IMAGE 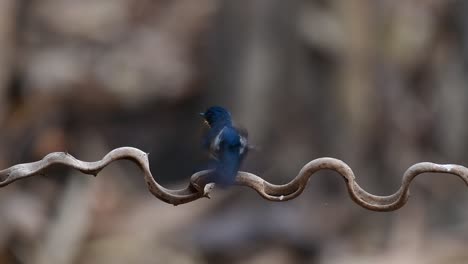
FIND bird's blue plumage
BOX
[200,106,248,186]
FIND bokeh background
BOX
[0,0,468,263]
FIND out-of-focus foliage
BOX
[0,0,467,263]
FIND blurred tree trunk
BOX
[0,0,17,123]
[334,0,377,164]
[208,0,301,144]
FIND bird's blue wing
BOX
[214,127,243,186]
[215,145,241,186]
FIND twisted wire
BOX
[1,147,467,211]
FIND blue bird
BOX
[200,106,248,186]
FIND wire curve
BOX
[1,147,467,210]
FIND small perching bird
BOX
[200,106,249,186]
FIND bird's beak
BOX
[199,112,210,127]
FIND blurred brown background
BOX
[0,0,468,263]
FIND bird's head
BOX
[200,106,232,127]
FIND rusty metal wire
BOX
[0,147,467,211]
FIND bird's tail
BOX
[215,147,241,187]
